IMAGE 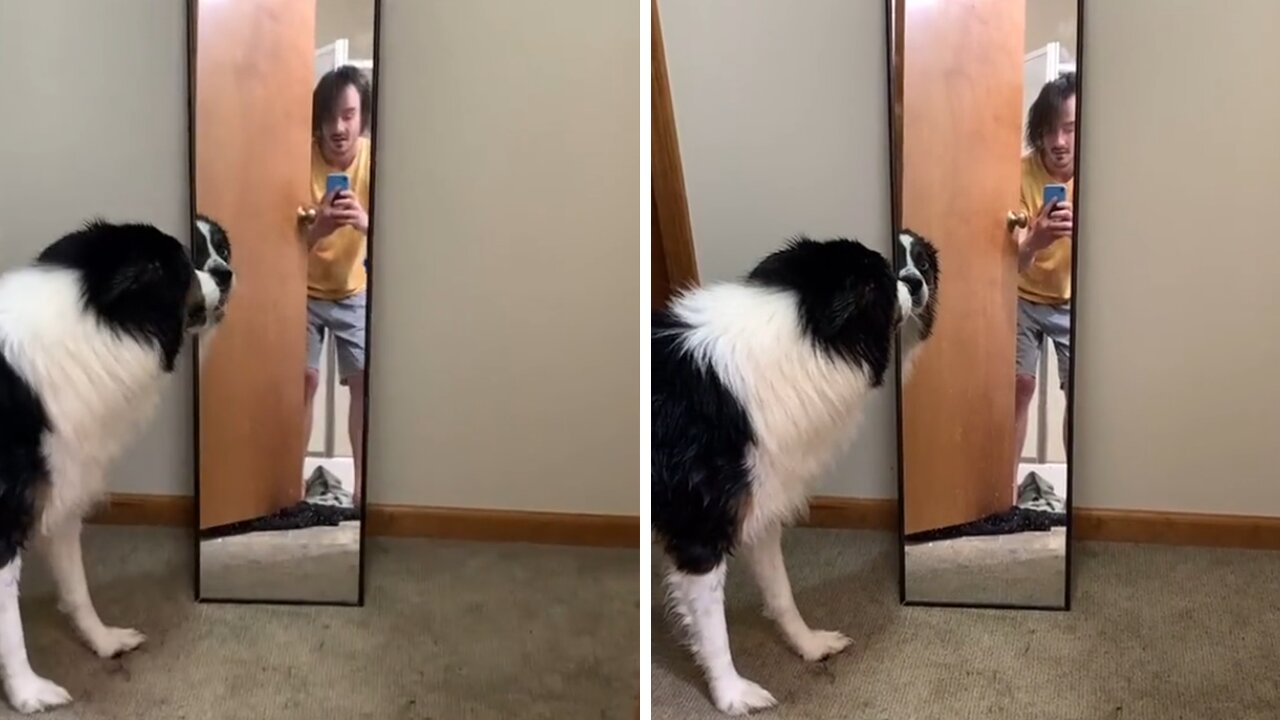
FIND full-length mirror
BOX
[894,0,1080,609]
[191,0,380,605]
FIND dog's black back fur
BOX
[37,220,195,372]
[652,310,755,574]
[0,356,49,567]
[652,237,902,575]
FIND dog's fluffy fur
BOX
[0,217,232,713]
[652,232,939,715]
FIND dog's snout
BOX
[900,271,924,298]
[210,265,233,288]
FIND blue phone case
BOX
[1043,184,1068,207]
[326,173,350,196]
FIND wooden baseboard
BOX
[803,496,897,530]
[800,495,1280,550]
[1072,508,1280,550]
[88,493,1280,551]
[364,504,638,548]
[86,493,638,548]
[88,493,192,527]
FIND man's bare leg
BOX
[1013,373,1038,496]
[347,372,365,507]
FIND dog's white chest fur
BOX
[0,267,166,524]
[674,284,873,544]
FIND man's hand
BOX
[1016,200,1072,271]
[307,190,343,247]
[306,190,368,248]
[331,191,369,234]
[1025,200,1073,254]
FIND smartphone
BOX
[326,173,350,203]
[1043,183,1068,208]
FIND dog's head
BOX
[187,214,234,335]
[896,229,940,375]
[36,219,217,371]
[747,236,903,385]
[896,229,939,331]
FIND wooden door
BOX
[651,0,698,308]
[900,0,1025,534]
[651,195,672,308]
[194,0,316,529]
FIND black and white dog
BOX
[652,231,939,715]
[0,216,233,713]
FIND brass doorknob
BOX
[1006,210,1028,231]
[297,206,317,224]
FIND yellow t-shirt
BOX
[308,136,372,300]
[1017,151,1073,305]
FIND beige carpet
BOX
[652,528,1280,719]
[10,526,638,719]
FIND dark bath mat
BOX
[199,501,360,541]
[904,505,1066,544]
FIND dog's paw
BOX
[711,676,777,716]
[5,674,72,714]
[88,626,146,658]
[794,629,853,662]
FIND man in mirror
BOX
[303,65,373,508]
[1012,71,1076,492]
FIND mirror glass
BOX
[192,0,378,605]
[895,0,1079,609]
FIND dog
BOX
[652,231,939,715]
[0,216,233,713]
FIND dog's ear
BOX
[183,274,211,333]
[820,281,877,337]
[102,259,166,308]
[192,217,212,266]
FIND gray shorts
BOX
[1016,298,1071,389]
[307,291,367,382]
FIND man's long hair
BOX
[312,65,373,139]
[1025,71,1076,151]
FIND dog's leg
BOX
[743,525,852,662]
[665,562,776,715]
[42,520,145,658]
[0,556,72,713]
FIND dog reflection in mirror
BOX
[896,228,940,378]
[0,217,233,713]
[652,232,939,715]
[189,214,235,362]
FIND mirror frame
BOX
[186,0,385,606]
[888,0,1085,611]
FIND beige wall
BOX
[316,0,376,61]
[0,0,639,516]
[1026,0,1078,57]
[1073,0,1280,513]
[660,0,1280,515]
[372,0,639,514]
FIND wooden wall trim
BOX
[89,493,194,527]
[805,496,897,530]
[799,495,1280,550]
[651,0,699,291]
[364,504,638,548]
[1072,508,1280,550]
[92,493,1280,552]
[86,494,639,548]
